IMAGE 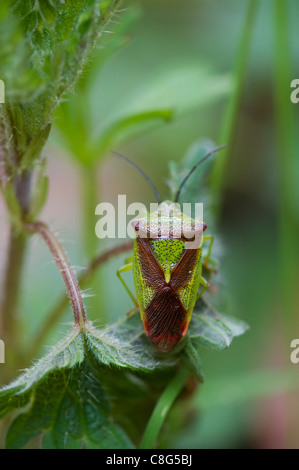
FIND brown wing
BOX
[137,237,198,353]
[136,236,165,290]
[169,247,200,292]
[145,286,184,334]
[144,286,187,353]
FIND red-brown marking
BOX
[136,236,199,352]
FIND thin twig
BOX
[27,239,134,359]
[26,221,87,327]
[83,240,133,280]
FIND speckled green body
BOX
[133,237,203,326]
[130,200,206,351]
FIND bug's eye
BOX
[203,223,207,232]
[131,220,140,231]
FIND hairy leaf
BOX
[83,320,164,372]
[0,327,84,419]
[0,324,146,448]
[188,301,249,350]
[0,299,247,448]
[182,339,205,383]
[6,359,133,449]
[0,0,123,172]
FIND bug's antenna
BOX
[111,151,162,204]
[174,144,226,202]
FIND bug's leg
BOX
[117,263,139,316]
[196,276,209,301]
[202,235,217,272]
[203,235,213,266]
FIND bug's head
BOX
[131,200,207,242]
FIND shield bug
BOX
[114,146,225,353]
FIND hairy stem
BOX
[26,221,87,327]
[27,240,133,358]
[140,368,189,449]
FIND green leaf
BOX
[183,339,205,383]
[182,300,248,381]
[0,327,84,419]
[29,174,49,220]
[83,320,165,372]
[21,123,52,169]
[0,0,125,221]
[0,2,44,102]
[0,324,142,448]
[6,360,133,449]
[0,184,22,231]
[0,297,248,447]
[0,316,174,448]
[90,108,174,164]
[0,0,124,163]
[53,107,174,166]
[39,0,56,24]
[188,300,249,351]
[89,64,231,137]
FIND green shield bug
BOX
[114,146,225,353]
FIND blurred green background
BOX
[1,0,299,448]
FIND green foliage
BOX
[55,106,174,167]
[3,0,286,451]
[6,360,134,449]
[0,324,141,449]
[51,4,232,169]
[2,0,121,104]
[2,329,133,449]
[0,295,247,448]
[0,0,123,227]
[190,302,249,351]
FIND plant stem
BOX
[273,2,298,337]
[84,240,134,277]
[140,368,189,449]
[27,240,133,359]
[0,232,27,343]
[0,170,31,347]
[211,0,259,203]
[26,221,87,327]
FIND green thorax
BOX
[133,237,202,319]
[132,200,205,319]
[149,238,185,283]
